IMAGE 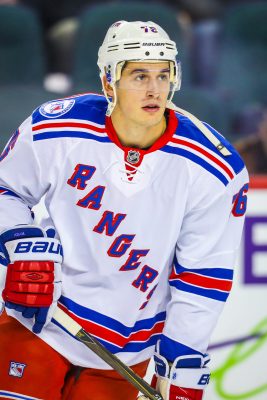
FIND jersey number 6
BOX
[232,183,249,217]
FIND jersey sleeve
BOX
[0,116,50,230]
[159,165,249,361]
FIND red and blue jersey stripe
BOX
[0,129,20,162]
[56,296,166,353]
[32,118,111,143]
[161,113,245,186]
[0,391,40,400]
[0,186,21,199]
[169,257,233,302]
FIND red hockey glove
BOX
[0,225,63,333]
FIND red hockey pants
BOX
[0,312,149,400]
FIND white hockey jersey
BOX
[0,93,248,368]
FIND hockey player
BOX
[0,20,248,400]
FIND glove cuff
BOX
[5,237,63,263]
[0,225,63,263]
[154,348,210,390]
[168,365,210,389]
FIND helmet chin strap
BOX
[102,81,117,117]
[106,90,117,117]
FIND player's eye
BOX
[158,73,169,81]
[135,74,147,81]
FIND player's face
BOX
[114,61,170,128]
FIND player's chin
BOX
[141,115,164,129]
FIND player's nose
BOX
[146,78,160,97]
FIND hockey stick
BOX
[168,102,232,156]
[53,307,164,400]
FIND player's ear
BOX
[103,75,114,98]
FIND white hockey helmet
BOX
[97,20,181,115]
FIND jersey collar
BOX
[105,109,178,158]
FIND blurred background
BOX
[1,0,267,159]
[1,1,267,399]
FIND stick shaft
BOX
[53,307,163,400]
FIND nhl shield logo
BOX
[126,150,140,164]
[9,361,27,378]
